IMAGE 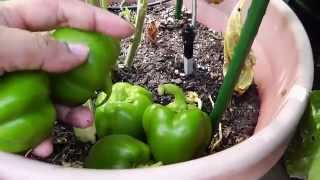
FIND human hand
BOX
[0,0,133,158]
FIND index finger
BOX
[0,0,134,38]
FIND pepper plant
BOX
[124,0,148,67]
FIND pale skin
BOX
[0,0,134,157]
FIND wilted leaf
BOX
[145,20,159,45]
[186,91,202,109]
[224,0,256,95]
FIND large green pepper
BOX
[143,84,212,164]
[0,72,55,153]
[84,134,151,169]
[50,28,120,105]
[95,82,153,139]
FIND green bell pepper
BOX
[50,28,120,105]
[95,82,153,139]
[143,84,212,164]
[84,134,151,169]
[0,72,55,153]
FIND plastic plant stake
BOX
[191,0,197,27]
[182,0,197,75]
[182,25,196,75]
[210,0,270,123]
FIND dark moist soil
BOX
[30,2,260,167]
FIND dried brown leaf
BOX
[145,20,159,44]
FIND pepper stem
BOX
[158,84,187,111]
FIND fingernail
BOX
[67,43,89,59]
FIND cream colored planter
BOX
[0,0,314,179]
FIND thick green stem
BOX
[175,0,183,19]
[209,0,270,124]
[158,84,187,111]
[99,0,109,10]
[124,0,148,67]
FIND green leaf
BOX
[285,90,320,179]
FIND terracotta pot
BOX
[0,0,314,179]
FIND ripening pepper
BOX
[143,84,212,164]
[84,134,151,169]
[50,27,120,105]
[0,72,55,153]
[95,82,153,139]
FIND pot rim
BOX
[0,0,314,179]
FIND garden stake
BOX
[124,0,148,67]
[191,0,197,27]
[210,0,270,125]
[182,24,195,75]
[182,0,197,75]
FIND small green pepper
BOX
[0,72,55,153]
[143,84,212,164]
[95,82,153,139]
[50,28,120,105]
[84,134,151,169]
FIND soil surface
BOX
[30,2,260,167]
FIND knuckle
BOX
[34,33,52,49]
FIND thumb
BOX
[0,26,89,73]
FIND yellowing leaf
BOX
[224,0,256,95]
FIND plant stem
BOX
[85,0,99,6]
[158,84,187,111]
[209,0,270,125]
[99,0,109,10]
[175,0,183,19]
[124,0,148,67]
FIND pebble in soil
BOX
[31,3,260,167]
